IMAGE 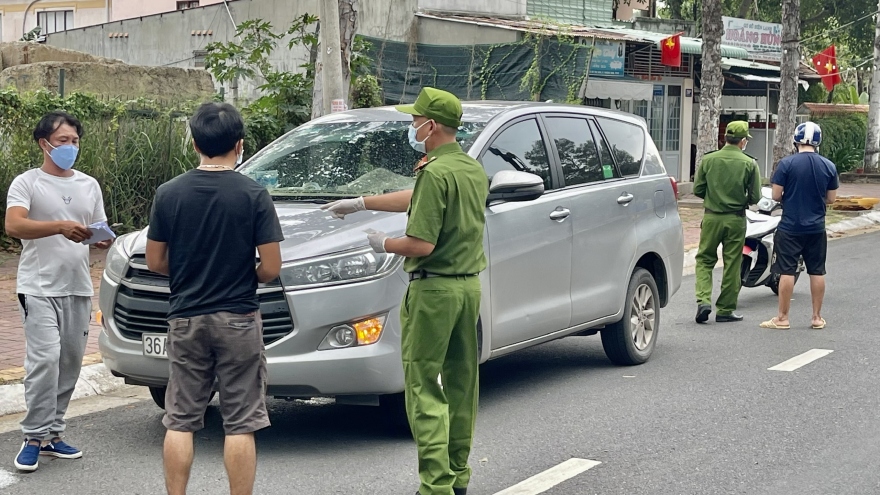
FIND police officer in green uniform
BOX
[321,87,488,495]
[693,121,762,324]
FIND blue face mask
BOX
[407,120,432,154]
[45,141,79,170]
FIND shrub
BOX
[813,112,867,174]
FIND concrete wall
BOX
[46,0,322,99]
[0,41,120,67]
[111,0,225,22]
[416,17,518,45]
[0,0,110,42]
[0,61,215,100]
[359,0,417,42]
[418,0,526,17]
[45,0,410,99]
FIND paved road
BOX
[1,231,879,494]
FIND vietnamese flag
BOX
[812,45,842,92]
[661,34,681,67]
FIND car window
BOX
[237,121,485,200]
[596,117,645,177]
[545,117,619,186]
[642,136,667,176]
[480,118,552,190]
[588,120,622,180]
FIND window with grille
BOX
[650,85,665,146]
[666,85,682,152]
[37,10,73,35]
[177,1,200,10]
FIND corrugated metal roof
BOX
[414,13,650,42]
[601,28,750,58]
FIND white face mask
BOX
[741,140,748,152]
[407,120,433,154]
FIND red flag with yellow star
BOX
[661,34,681,67]
[812,45,842,92]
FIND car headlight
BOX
[279,247,402,290]
[104,236,130,281]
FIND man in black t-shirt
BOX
[146,102,283,495]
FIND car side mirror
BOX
[487,170,545,204]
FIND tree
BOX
[696,0,724,166]
[864,0,880,172]
[772,0,800,170]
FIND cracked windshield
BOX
[238,120,486,200]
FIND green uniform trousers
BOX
[695,212,747,316]
[400,275,481,495]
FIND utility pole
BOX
[321,0,345,114]
[772,0,800,171]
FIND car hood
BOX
[126,203,408,261]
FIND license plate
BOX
[142,334,168,359]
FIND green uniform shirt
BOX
[404,142,489,275]
[693,144,762,213]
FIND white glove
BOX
[320,196,365,219]
[364,229,388,253]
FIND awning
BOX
[597,28,751,59]
[721,57,780,71]
[730,73,809,90]
[580,78,654,101]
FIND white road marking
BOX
[769,349,834,372]
[0,468,18,489]
[493,458,601,495]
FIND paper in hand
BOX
[82,221,117,245]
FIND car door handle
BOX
[617,193,634,205]
[549,208,571,221]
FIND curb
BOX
[2,211,879,418]
[0,363,124,417]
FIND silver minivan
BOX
[98,102,684,411]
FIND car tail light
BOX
[669,176,679,201]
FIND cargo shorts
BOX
[162,311,270,435]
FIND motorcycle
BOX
[740,187,804,294]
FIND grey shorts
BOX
[162,311,270,435]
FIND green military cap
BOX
[725,120,752,139]
[395,87,462,129]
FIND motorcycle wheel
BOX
[769,271,801,295]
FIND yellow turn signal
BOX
[353,317,384,346]
[96,310,103,326]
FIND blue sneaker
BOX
[14,440,40,471]
[40,439,82,459]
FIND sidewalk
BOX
[0,250,104,383]
[1,182,879,409]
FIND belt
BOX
[408,271,477,281]
[705,208,745,217]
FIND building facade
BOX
[0,0,225,42]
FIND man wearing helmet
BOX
[760,121,838,330]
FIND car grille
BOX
[113,255,294,346]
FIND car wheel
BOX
[148,386,216,410]
[601,268,659,366]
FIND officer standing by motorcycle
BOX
[693,121,763,324]
[322,87,488,495]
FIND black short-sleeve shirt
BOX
[148,170,284,319]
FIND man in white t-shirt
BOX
[5,111,113,472]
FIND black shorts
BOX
[773,230,827,276]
